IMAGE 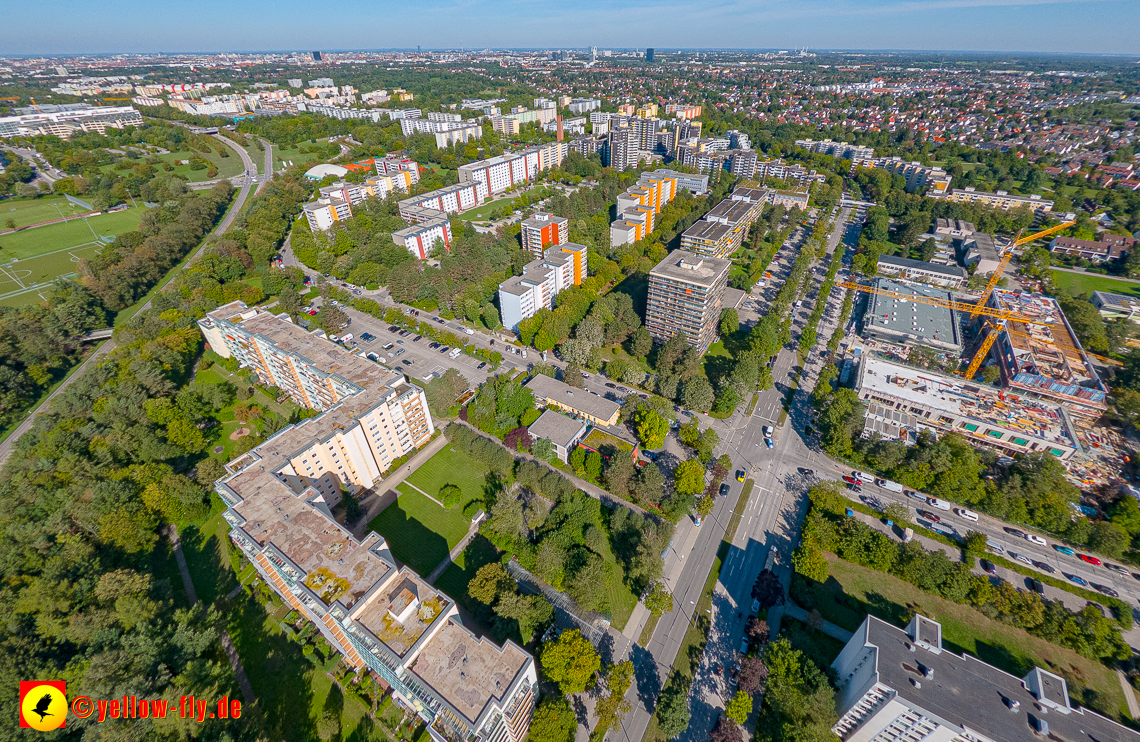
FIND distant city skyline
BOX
[4,0,1138,56]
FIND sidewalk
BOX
[781,602,853,642]
[427,514,484,584]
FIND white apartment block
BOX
[520,212,569,257]
[937,187,1053,213]
[457,142,568,199]
[393,216,453,260]
[498,244,587,331]
[568,98,601,115]
[831,615,1134,742]
[795,138,875,160]
[303,195,352,232]
[399,117,483,147]
[397,182,483,220]
[202,303,539,742]
[0,105,143,139]
[373,156,421,186]
[852,156,952,196]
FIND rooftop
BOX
[857,356,1075,450]
[877,254,968,279]
[411,618,530,724]
[681,220,734,244]
[351,573,453,657]
[521,212,567,230]
[863,278,961,348]
[1092,291,1140,311]
[527,409,588,448]
[304,163,349,180]
[649,250,731,287]
[851,615,1139,742]
[525,374,621,422]
[705,199,757,226]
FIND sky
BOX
[4,0,1139,56]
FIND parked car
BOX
[477,362,487,370]
[1094,584,1120,598]
[719,483,730,498]
[981,560,997,575]
[1004,528,1027,539]
[905,490,927,502]
[764,438,774,449]
[439,346,450,354]
[846,483,862,494]
[401,359,413,366]
[1031,579,1045,595]
[842,476,861,485]
[1106,563,1130,576]
[1032,561,1056,574]
[1053,545,1076,556]
[1079,554,1103,566]
[736,470,746,482]
[413,335,423,342]
[1024,534,1048,546]
[917,510,941,523]
[1010,552,1033,566]
[1066,573,1089,586]
[739,638,750,654]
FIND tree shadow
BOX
[629,643,662,710]
[178,520,238,606]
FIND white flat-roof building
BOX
[498,244,587,331]
[938,187,1053,213]
[393,216,453,260]
[458,142,568,199]
[303,195,352,232]
[0,105,142,139]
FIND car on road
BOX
[1053,545,1076,556]
[763,425,774,437]
[846,483,862,493]
[843,476,860,485]
[1024,534,1048,547]
[719,483,730,498]
[1065,573,1089,586]
[905,490,927,502]
[917,510,941,523]
[1094,584,1119,598]
[1004,527,1027,539]
[401,359,413,366]
[727,664,739,687]
[605,383,616,389]
[798,468,814,477]
[1031,579,1045,595]
[1032,561,1056,574]
[1079,554,1103,566]
[981,560,997,575]
[740,638,750,654]
[1010,552,1033,566]
[736,470,746,482]
[435,318,446,325]
[764,438,774,449]
[1106,563,1130,576]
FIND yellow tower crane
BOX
[966,219,1076,320]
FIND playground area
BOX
[0,203,144,307]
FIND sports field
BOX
[0,196,93,231]
[0,206,143,307]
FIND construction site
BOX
[839,219,1134,491]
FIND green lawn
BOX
[0,205,142,261]
[405,445,490,507]
[795,554,1127,721]
[368,486,471,577]
[101,148,243,183]
[273,144,323,172]
[1050,269,1140,299]
[0,196,93,229]
[193,360,300,461]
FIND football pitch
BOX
[0,206,143,307]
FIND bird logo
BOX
[19,681,67,731]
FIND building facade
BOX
[393,217,453,259]
[520,212,569,257]
[0,105,143,138]
[498,244,587,331]
[303,195,352,232]
[938,187,1054,213]
[645,251,731,354]
[457,142,568,199]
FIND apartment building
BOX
[795,138,875,160]
[520,212,569,257]
[397,182,483,220]
[654,169,709,195]
[393,216,453,259]
[852,156,952,196]
[678,186,765,259]
[497,244,587,331]
[610,172,679,247]
[398,117,483,147]
[569,135,605,157]
[666,103,702,119]
[939,187,1054,213]
[374,156,421,186]
[831,615,1133,742]
[457,142,568,199]
[568,98,601,115]
[606,128,637,171]
[645,251,731,354]
[210,375,538,742]
[303,195,352,232]
[0,105,143,139]
[1049,234,1136,263]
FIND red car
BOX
[842,475,860,485]
[1079,554,1103,566]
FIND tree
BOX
[527,696,576,742]
[644,581,674,616]
[604,453,636,497]
[681,377,715,412]
[633,463,667,505]
[318,304,349,333]
[792,540,829,583]
[532,437,556,462]
[483,304,501,331]
[981,365,1001,385]
[1107,496,1140,537]
[710,715,743,742]
[469,563,514,605]
[654,677,692,738]
[589,661,634,741]
[963,530,988,557]
[695,494,716,519]
[563,365,586,388]
[541,629,601,695]
[738,655,768,695]
[585,451,603,481]
[1089,521,1129,559]
[724,690,753,724]
[751,569,784,609]
[720,308,740,337]
[673,459,706,496]
[635,409,669,449]
[570,445,588,474]
[439,483,464,509]
[628,326,652,358]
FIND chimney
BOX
[556,115,564,142]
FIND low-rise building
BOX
[832,614,1135,742]
[956,232,1002,276]
[933,218,975,239]
[525,374,621,427]
[875,255,968,289]
[0,105,143,139]
[1049,234,1136,263]
[861,278,962,352]
[497,244,587,331]
[645,251,731,354]
[526,409,588,463]
[795,138,875,160]
[1090,291,1140,323]
[938,187,1054,214]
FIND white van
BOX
[340,334,354,343]
[876,479,904,493]
[955,507,979,522]
[927,497,953,512]
[464,327,474,335]
[449,347,462,359]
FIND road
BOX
[0,143,61,185]
[0,132,262,469]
